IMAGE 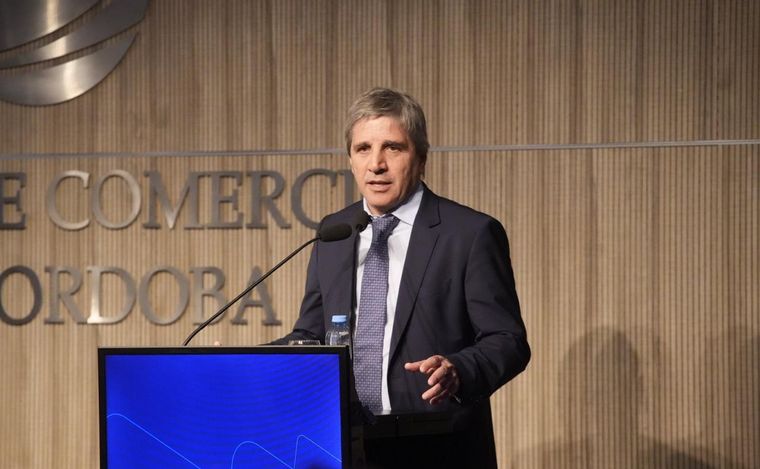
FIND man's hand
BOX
[404,355,460,405]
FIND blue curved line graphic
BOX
[230,435,342,469]
[292,435,343,468]
[107,413,203,469]
[108,413,341,469]
[230,441,292,469]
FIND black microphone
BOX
[182,222,352,346]
[352,210,372,233]
[319,223,352,242]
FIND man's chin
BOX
[366,198,396,215]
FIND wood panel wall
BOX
[1,1,758,467]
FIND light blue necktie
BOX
[353,214,400,413]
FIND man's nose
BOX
[368,150,387,174]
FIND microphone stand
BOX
[182,237,318,346]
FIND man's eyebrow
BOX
[382,140,409,148]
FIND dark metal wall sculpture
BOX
[0,0,149,106]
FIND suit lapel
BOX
[331,206,362,314]
[331,234,358,314]
[389,188,441,362]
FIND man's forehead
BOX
[351,115,408,139]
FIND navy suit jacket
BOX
[280,186,530,465]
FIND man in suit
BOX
[278,88,530,467]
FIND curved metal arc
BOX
[0,0,98,51]
[0,32,136,106]
[0,0,149,69]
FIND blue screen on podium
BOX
[98,347,349,469]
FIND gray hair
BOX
[344,87,429,164]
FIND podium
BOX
[98,346,351,468]
[99,346,466,468]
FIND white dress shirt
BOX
[354,184,423,412]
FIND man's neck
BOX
[363,182,424,218]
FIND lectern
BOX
[98,346,351,468]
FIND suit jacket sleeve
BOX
[445,217,530,403]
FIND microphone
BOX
[319,223,352,242]
[352,210,371,233]
[182,222,352,346]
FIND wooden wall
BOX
[1,1,758,467]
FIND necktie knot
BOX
[371,215,400,244]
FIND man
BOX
[278,88,530,467]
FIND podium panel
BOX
[98,346,350,468]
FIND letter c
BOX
[46,170,91,230]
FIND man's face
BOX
[349,116,425,216]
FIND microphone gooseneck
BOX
[182,222,351,346]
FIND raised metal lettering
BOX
[46,170,90,230]
[291,169,337,229]
[91,170,141,229]
[86,266,136,324]
[143,170,202,229]
[190,266,227,325]
[0,172,26,229]
[0,266,42,325]
[246,171,291,229]
[231,267,280,326]
[338,169,356,207]
[138,266,189,325]
[208,172,243,228]
[44,266,86,324]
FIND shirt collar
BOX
[362,182,424,227]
